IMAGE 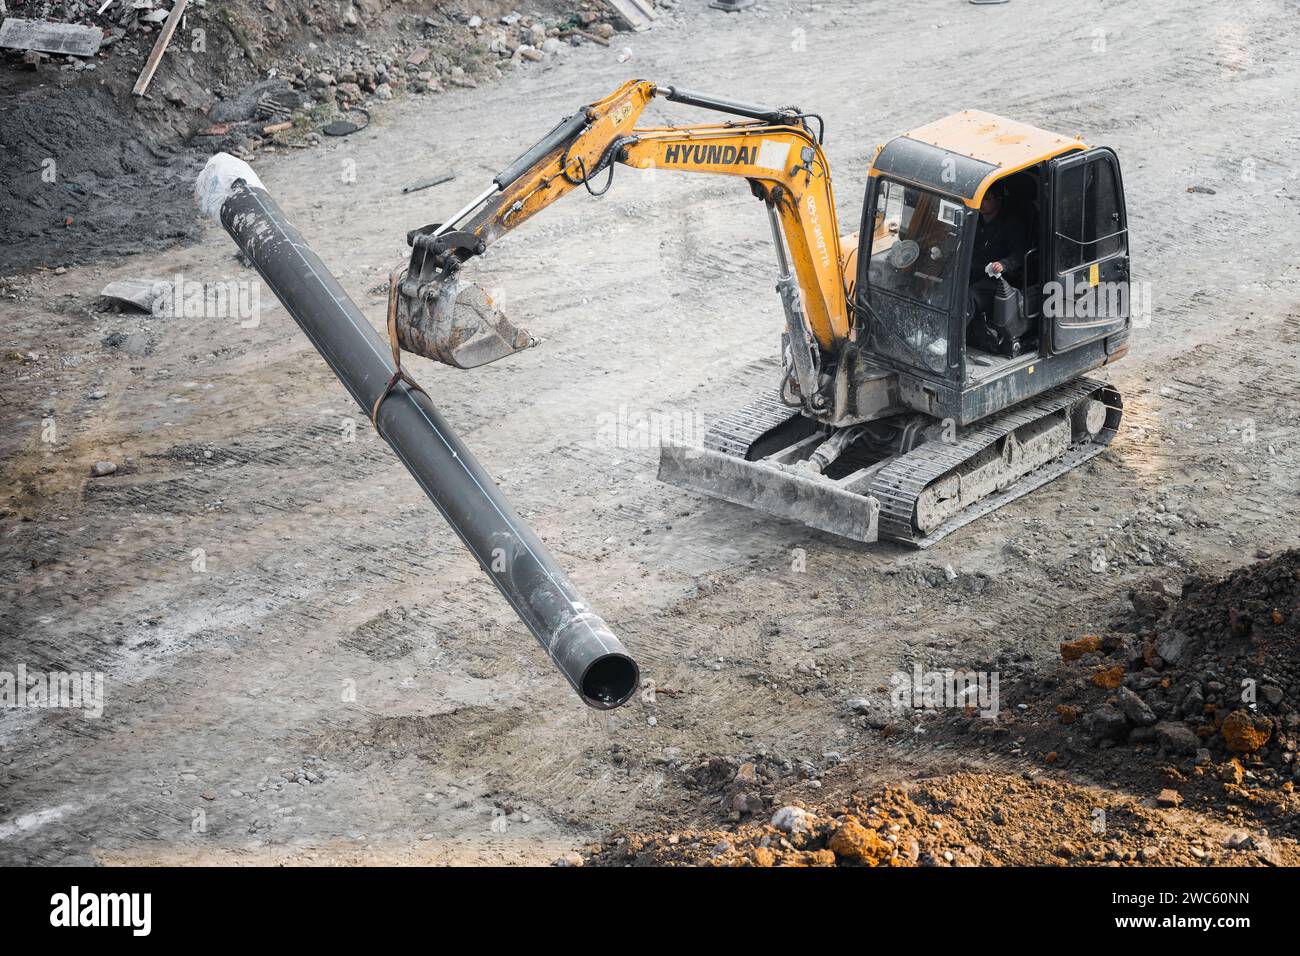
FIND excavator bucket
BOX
[658,444,881,543]
[397,276,536,369]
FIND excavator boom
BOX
[394,79,853,410]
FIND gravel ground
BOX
[2,0,1299,865]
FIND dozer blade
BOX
[398,276,536,369]
[658,444,880,543]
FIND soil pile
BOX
[586,771,1293,867]
[0,0,633,273]
[988,550,1299,790]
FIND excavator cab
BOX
[856,110,1131,424]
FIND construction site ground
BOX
[2,0,1299,866]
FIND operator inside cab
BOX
[967,183,1029,331]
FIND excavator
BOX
[393,79,1128,546]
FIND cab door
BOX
[1046,148,1130,353]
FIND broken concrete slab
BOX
[603,0,656,32]
[0,18,104,57]
[99,278,166,313]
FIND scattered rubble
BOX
[586,772,1297,866]
[0,2,659,273]
[907,550,1300,824]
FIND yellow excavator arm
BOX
[397,80,855,399]
[452,79,851,349]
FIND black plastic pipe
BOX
[195,154,638,709]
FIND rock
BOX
[467,15,483,28]
[829,818,887,863]
[846,697,872,714]
[733,762,758,786]
[1155,788,1181,807]
[1221,710,1272,753]
[1153,720,1199,755]
[1252,837,1281,866]
[88,389,107,400]
[1129,585,1169,621]
[1180,683,1204,719]
[1090,665,1125,689]
[1154,629,1190,665]
[553,851,584,867]
[1139,845,1159,862]
[1083,704,1129,742]
[336,82,362,103]
[517,46,544,62]
[594,23,616,39]
[1118,686,1157,726]
[771,806,810,834]
[1222,830,1253,850]
[374,83,392,100]
[1060,634,1102,661]
[750,846,775,867]
[1261,685,1284,707]
[527,24,547,46]
[730,791,763,816]
[1218,759,1245,785]
[541,37,561,55]
[91,461,117,477]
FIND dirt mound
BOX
[875,549,1300,840]
[585,771,1293,867]
[1032,550,1298,782]
[0,0,622,274]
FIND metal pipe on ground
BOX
[194,154,639,709]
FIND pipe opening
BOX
[581,654,640,710]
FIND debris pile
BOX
[585,771,1293,866]
[907,550,1300,812]
[675,750,841,822]
[1055,550,1299,781]
[0,2,665,272]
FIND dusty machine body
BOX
[396,80,1129,546]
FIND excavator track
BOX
[663,376,1122,548]
[702,392,806,458]
[870,377,1123,547]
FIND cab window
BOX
[868,179,963,312]
[1055,158,1124,273]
